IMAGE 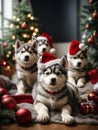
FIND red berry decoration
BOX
[15,108,32,124]
[88,91,97,101]
[3,42,8,48]
[87,37,94,44]
[93,31,98,37]
[85,23,90,29]
[1,96,17,109]
[21,22,28,29]
[88,0,93,4]
[0,87,8,99]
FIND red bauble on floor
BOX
[15,108,32,124]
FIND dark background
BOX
[30,0,85,42]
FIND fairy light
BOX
[22,34,28,38]
[16,25,19,29]
[30,16,34,20]
[30,26,34,30]
[28,40,32,43]
[6,54,10,58]
[10,24,14,28]
[6,65,11,71]
[32,32,36,36]
[12,16,16,19]
[27,13,32,17]
[34,28,39,33]
[12,56,15,61]
[8,51,11,55]
[16,18,20,22]
[12,35,16,40]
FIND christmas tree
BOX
[81,0,98,70]
[0,0,40,76]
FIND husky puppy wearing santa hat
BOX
[32,32,56,57]
[33,52,80,125]
[67,40,88,88]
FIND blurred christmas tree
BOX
[81,0,98,70]
[0,0,40,76]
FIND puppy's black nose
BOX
[77,62,81,67]
[51,78,56,85]
[24,55,29,61]
[42,48,46,52]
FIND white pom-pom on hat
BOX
[79,43,85,49]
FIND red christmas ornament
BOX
[2,94,10,100]
[88,0,93,4]
[0,87,8,99]
[1,96,17,109]
[92,11,98,19]
[85,23,90,29]
[15,108,32,124]
[93,31,98,37]
[1,59,7,66]
[87,69,98,84]
[3,42,8,48]
[87,37,94,44]
[21,22,28,29]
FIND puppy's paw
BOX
[62,114,75,125]
[37,112,49,123]
[15,91,24,95]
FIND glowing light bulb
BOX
[34,28,39,32]
[30,26,34,30]
[12,16,16,19]
[16,18,20,22]
[28,13,32,17]
[30,16,34,20]
[10,24,14,28]
[32,32,36,36]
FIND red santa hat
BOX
[38,52,59,70]
[37,32,56,54]
[68,40,87,57]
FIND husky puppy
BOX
[15,40,38,95]
[32,33,55,57]
[67,40,88,88]
[34,53,79,125]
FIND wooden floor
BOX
[1,123,98,130]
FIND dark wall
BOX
[31,0,80,42]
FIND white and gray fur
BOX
[67,48,88,88]
[15,40,38,95]
[34,55,80,125]
[32,36,51,57]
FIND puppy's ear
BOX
[15,40,22,51]
[31,36,38,49]
[59,55,68,69]
[37,56,45,70]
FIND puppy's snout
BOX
[51,78,56,85]
[42,48,46,52]
[24,55,29,61]
[77,62,81,67]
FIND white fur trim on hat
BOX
[37,36,47,41]
[45,59,60,67]
[79,43,85,49]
